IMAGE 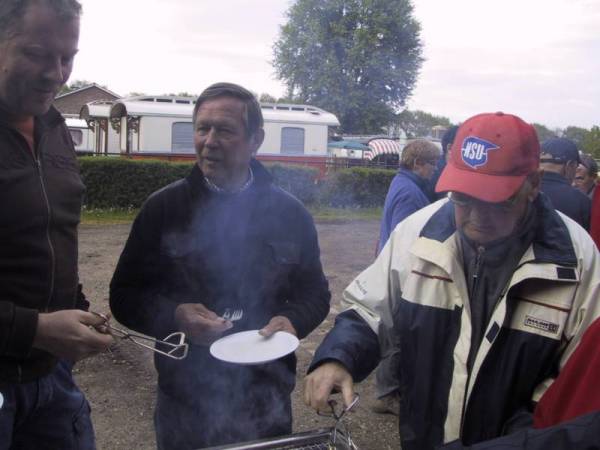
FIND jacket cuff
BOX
[6,306,39,358]
[279,310,309,339]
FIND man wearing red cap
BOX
[303,112,600,449]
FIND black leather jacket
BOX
[0,106,85,383]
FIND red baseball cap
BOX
[435,112,540,203]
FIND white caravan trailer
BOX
[106,96,340,156]
[78,101,120,154]
[65,118,94,153]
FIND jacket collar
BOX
[419,193,577,267]
[398,168,428,192]
[0,105,64,130]
[541,171,570,186]
[186,158,273,198]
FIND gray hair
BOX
[192,82,263,138]
[400,139,441,170]
[0,0,82,40]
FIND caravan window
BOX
[69,129,83,146]
[171,122,194,153]
[281,127,305,154]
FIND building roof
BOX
[107,97,340,126]
[55,83,120,100]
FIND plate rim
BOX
[209,329,299,365]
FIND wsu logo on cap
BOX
[461,136,499,169]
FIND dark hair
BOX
[192,82,263,137]
[0,0,82,40]
[441,125,459,155]
[580,153,598,176]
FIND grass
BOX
[81,208,139,225]
[309,206,382,221]
[81,206,382,225]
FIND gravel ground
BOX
[76,219,400,450]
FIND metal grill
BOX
[203,427,358,450]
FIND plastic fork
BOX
[222,308,243,322]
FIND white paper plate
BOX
[210,330,299,365]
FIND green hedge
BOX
[264,163,319,204]
[79,157,191,208]
[319,167,396,208]
[79,157,320,208]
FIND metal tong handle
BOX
[92,312,189,360]
[317,393,360,421]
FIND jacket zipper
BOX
[34,141,55,312]
[459,245,485,435]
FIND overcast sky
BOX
[71,0,600,129]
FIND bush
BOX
[79,157,192,208]
[265,163,319,204]
[320,167,396,208]
[79,157,321,209]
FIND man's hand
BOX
[304,361,355,413]
[174,303,232,346]
[259,315,297,337]
[33,310,115,362]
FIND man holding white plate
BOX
[109,82,331,449]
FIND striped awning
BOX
[364,138,402,160]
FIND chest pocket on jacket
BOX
[507,280,575,340]
[266,241,300,267]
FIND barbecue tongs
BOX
[92,312,189,360]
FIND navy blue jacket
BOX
[541,171,591,230]
[110,159,330,445]
[379,168,430,252]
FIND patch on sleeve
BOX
[556,267,576,280]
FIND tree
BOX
[273,0,423,134]
[582,126,600,159]
[259,93,278,103]
[532,123,558,143]
[58,79,95,95]
[396,109,452,138]
[562,126,589,147]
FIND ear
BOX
[248,129,265,156]
[527,170,542,202]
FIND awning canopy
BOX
[363,138,402,160]
[327,140,368,150]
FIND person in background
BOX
[110,82,330,449]
[303,112,600,450]
[0,1,114,449]
[372,139,440,415]
[427,125,459,201]
[573,152,597,199]
[539,137,591,230]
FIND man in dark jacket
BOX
[0,1,114,449]
[109,82,330,449]
[378,139,441,253]
[539,137,591,230]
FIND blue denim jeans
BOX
[0,360,95,450]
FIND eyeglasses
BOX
[448,191,522,212]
